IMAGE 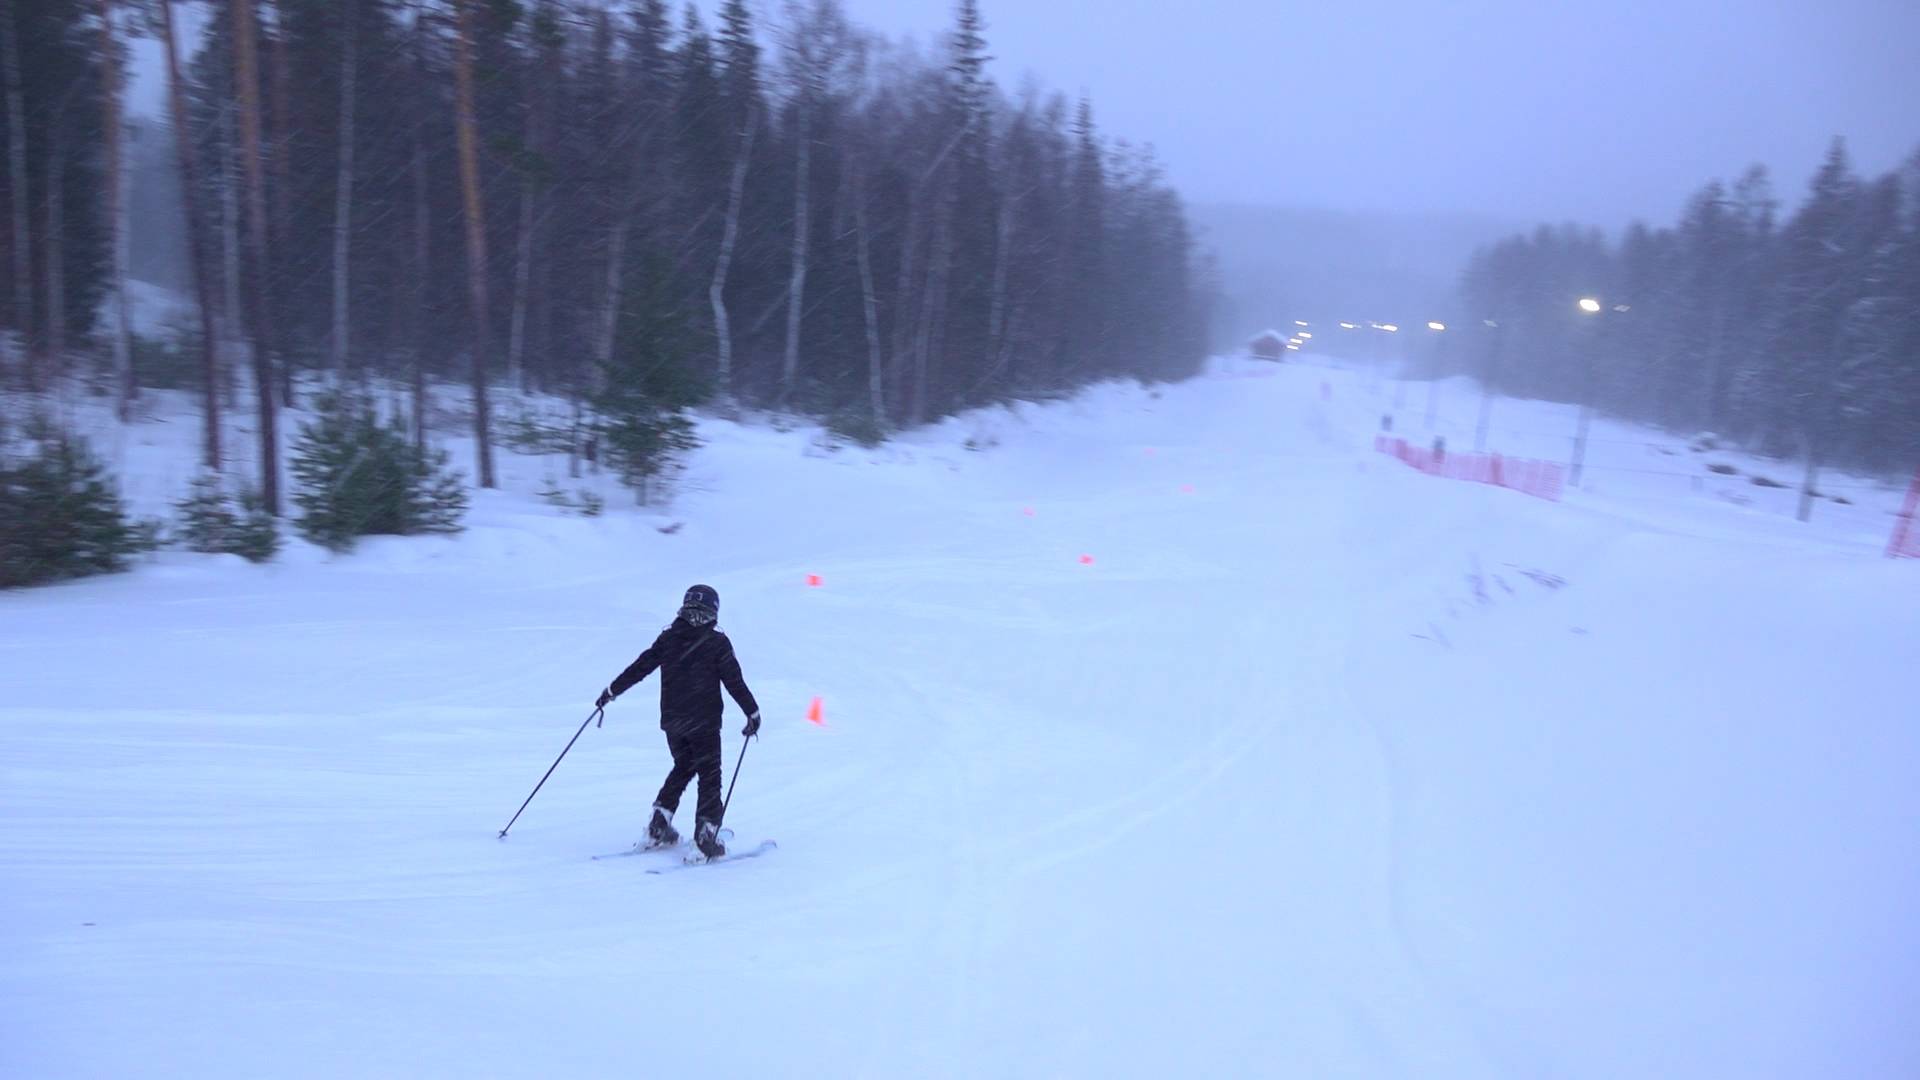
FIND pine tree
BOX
[1,418,137,587]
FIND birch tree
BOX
[97,0,134,419]
[159,0,223,468]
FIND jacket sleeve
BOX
[609,632,667,697]
[717,636,760,718]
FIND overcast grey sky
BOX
[835,0,1920,227]
[131,0,1920,228]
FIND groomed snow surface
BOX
[4,357,1917,1078]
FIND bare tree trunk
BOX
[1,6,32,387]
[888,197,923,421]
[45,98,67,375]
[910,182,955,426]
[709,105,758,406]
[330,0,358,375]
[267,4,292,405]
[986,185,1015,370]
[850,158,884,429]
[219,104,244,400]
[232,0,281,512]
[451,0,495,488]
[505,22,541,393]
[410,103,430,454]
[779,99,810,406]
[159,0,222,470]
[98,0,135,420]
[591,109,641,388]
[506,168,534,391]
[593,197,632,378]
[532,211,553,393]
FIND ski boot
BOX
[645,804,680,849]
[690,819,727,863]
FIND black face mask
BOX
[678,604,717,627]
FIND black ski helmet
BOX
[682,584,720,616]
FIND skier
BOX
[596,584,761,861]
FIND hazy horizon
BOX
[125,1,1920,234]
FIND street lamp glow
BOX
[1299,331,1312,339]
[1294,320,1309,327]
[1285,343,1300,351]
[1380,324,1399,332]
[1427,321,1446,331]
[1578,297,1602,314]
[1340,322,1357,329]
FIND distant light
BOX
[1285,343,1301,351]
[1294,320,1309,327]
[1298,332,1312,339]
[1339,322,1357,329]
[1578,298,1602,314]
[1380,324,1399,332]
[1427,321,1446,331]
[1484,319,1499,328]
[1613,304,1631,313]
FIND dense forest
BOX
[1444,142,1920,483]
[1,0,1209,511]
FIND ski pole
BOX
[721,734,753,819]
[498,706,602,839]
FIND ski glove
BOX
[596,687,615,709]
[742,711,761,738]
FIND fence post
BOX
[1889,467,1920,559]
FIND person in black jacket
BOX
[596,584,761,860]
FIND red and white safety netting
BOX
[1373,435,1567,503]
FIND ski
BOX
[645,839,777,874]
[591,841,681,861]
[590,828,732,861]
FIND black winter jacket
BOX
[610,619,759,735]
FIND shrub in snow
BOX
[591,257,706,504]
[596,407,697,504]
[1749,474,1788,489]
[129,331,203,392]
[0,418,139,588]
[826,409,887,449]
[537,480,605,517]
[175,473,281,563]
[290,391,468,552]
[503,409,581,456]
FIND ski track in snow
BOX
[3,357,1918,1078]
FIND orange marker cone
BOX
[807,696,825,725]
[806,574,823,587]
[1079,554,1095,565]
[1022,506,1036,517]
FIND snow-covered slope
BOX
[3,359,1916,1078]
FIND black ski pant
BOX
[655,727,724,827]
